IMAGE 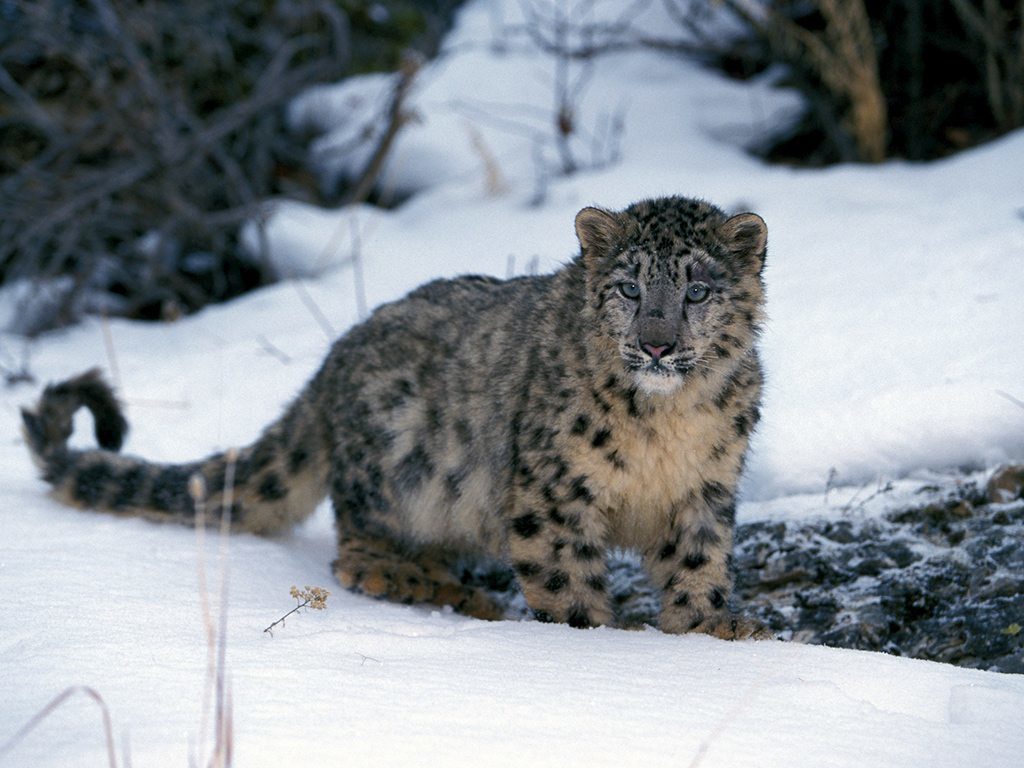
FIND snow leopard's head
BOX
[576,196,767,396]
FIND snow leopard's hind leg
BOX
[333,531,504,621]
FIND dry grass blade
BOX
[0,686,119,768]
[188,449,236,768]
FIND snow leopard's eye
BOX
[686,282,710,303]
[618,281,641,299]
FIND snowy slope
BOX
[2,1,1024,765]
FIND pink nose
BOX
[643,343,670,361]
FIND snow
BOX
[2,1,1023,765]
[2,501,1023,767]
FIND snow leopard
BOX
[22,195,772,638]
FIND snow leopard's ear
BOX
[719,212,767,273]
[575,206,625,260]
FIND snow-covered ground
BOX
[2,1,1023,765]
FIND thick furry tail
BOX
[21,368,128,459]
[21,370,330,534]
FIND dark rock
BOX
[733,483,1024,673]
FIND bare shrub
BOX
[697,0,1024,164]
[720,0,888,163]
[0,0,462,334]
[465,0,629,205]
[0,0,351,332]
[949,0,1024,134]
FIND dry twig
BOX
[264,585,331,636]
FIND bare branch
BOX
[346,53,423,205]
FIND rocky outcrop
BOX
[733,468,1024,673]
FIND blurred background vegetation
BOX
[0,0,461,333]
[0,0,1020,335]
[709,0,1024,165]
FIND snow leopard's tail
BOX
[21,369,329,534]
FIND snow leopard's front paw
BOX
[703,612,776,641]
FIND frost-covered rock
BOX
[734,478,1024,673]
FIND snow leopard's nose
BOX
[641,341,674,361]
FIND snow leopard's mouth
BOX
[643,359,674,374]
[623,351,693,377]
[623,354,695,395]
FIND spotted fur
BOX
[22,196,771,638]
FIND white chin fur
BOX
[634,369,683,396]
